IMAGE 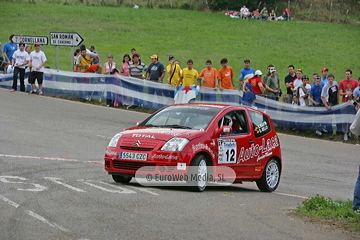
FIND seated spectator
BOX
[240,5,250,19]
[1,61,13,74]
[283,7,291,20]
[269,10,277,21]
[260,7,269,20]
[252,9,260,19]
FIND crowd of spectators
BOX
[227,6,291,21]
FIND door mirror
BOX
[216,126,233,137]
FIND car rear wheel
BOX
[112,175,132,184]
[187,154,208,192]
[256,158,280,192]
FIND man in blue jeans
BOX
[350,104,360,212]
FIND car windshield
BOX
[141,105,222,130]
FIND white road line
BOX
[0,194,70,233]
[127,186,159,196]
[77,179,136,194]
[44,177,86,193]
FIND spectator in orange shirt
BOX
[218,58,235,103]
[199,60,217,90]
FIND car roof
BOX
[172,103,237,109]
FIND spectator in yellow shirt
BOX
[177,59,200,88]
[166,55,181,85]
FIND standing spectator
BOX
[89,46,100,65]
[129,54,147,79]
[296,75,311,106]
[73,48,81,72]
[240,5,250,19]
[25,45,32,55]
[239,59,254,90]
[309,76,324,106]
[11,42,29,92]
[291,69,303,93]
[260,7,269,20]
[350,104,360,213]
[166,55,181,86]
[339,69,358,141]
[131,48,140,58]
[269,10,277,21]
[146,54,165,83]
[321,74,339,139]
[352,77,360,105]
[285,65,297,104]
[28,43,47,95]
[339,69,358,103]
[217,58,235,103]
[177,59,199,87]
[283,8,291,20]
[103,54,117,107]
[199,60,217,90]
[3,34,17,64]
[321,68,329,84]
[242,70,265,96]
[265,67,280,100]
[76,47,102,73]
[121,54,131,76]
[218,58,235,90]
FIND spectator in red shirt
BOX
[242,70,265,96]
[283,8,291,20]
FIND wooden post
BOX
[308,3,313,21]
[329,0,333,22]
[170,0,172,9]
[257,1,262,10]
[344,9,349,23]
[204,0,209,10]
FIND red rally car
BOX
[104,104,282,192]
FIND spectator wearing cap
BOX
[129,54,147,79]
[309,75,324,106]
[321,68,329,84]
[291,69,303,94]
[11,42,29,92]
[284,65,297,104]
[339,69,358,141]
[146,54,165,83]
[3,34,17,64]
[242,70,265,96]
[166,55,181,86]
[296,75,311,106]
[89,46,100,65]
[265,67,280,100]
[199,60,218,90]
[238,59,254,91]
[177,59,199,88]
[76,46,102,74]
[28,43,47,95]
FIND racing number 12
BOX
[225,149,235,162]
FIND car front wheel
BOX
[256,158,280,192]
[112,175,132,184]
[187,154,208,192]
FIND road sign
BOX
[12,35,48,45]
[50,32,84,47]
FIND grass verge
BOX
[295,195,360,233]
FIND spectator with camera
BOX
[167,55,181,86]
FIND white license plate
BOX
[119,152,147,161]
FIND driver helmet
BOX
[223,115,233,127]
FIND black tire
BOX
[256,158,280,192]
[187,154,208,192]
[112,175,132,184]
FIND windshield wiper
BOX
[144,124,161,127]
[163,124,192,129]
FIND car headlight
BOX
[108,133,122,148]
[161,137,189,151]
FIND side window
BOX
[249,110,270,138]
[217,110,249,135]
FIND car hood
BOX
[120,127,205,142]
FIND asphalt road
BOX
[0,88,358,240]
